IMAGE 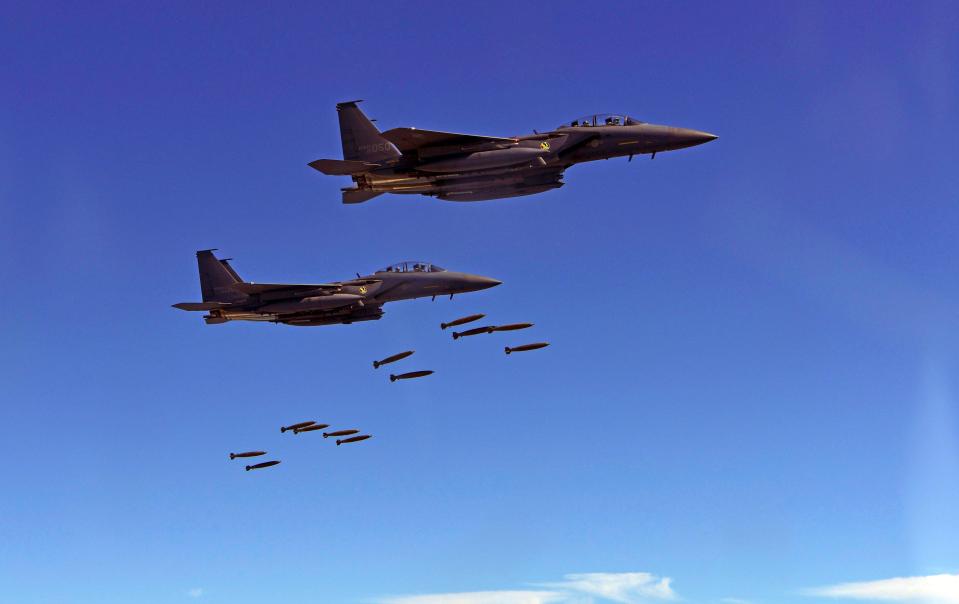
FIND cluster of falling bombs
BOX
[229,421,372,472]
[230,314,547,472]
[375,313,550,381]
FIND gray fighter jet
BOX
[173,250,501,327]
[310,101,717,203]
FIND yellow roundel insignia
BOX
[540,141,550,151]
[358,286,368,294]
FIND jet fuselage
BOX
[311,103,717,203]
[173,252,500,327]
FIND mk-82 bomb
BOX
[441,313,486,330]
[505,342,550,354]
[452,326,495,339]
[490,323,533,332]
[336,434,372,446]
[390,370,434,382]
[323,429,359,438]
[374,350,414,369]
[230,451,266,460]
[245,460,280,471]
[293,423,330,434]
[281,421,316,433]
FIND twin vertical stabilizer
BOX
[196,249,245,302]
[308,100,396,203]
[335,100,401,163]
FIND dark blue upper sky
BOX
[2,2,958,603]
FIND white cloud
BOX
[543,573,677,603]
[376,590,564,604]
[374,571,677,604]
[804,573,959,603]
[376,571,959,604]
[186,587,204,599]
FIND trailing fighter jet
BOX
[172,250,501,327]
[309,100,717,203]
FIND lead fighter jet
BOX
[310,100,717,203]
[173,250,501,327]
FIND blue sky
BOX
[2,2,958,603]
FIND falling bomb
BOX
[245,460,281,471]
[452,326,495,339]
[389,370,434,382]
[505,342,549,354]
[441,313,486,330]
[281,421,316,433]
[293,423,330,434]
[374,350,414,369]
[230,451,266,460]
[336,434,372,446]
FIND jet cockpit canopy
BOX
[378,261,446,274]
[558,114,644,128]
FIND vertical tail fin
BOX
[197,249,245,302]
[337,100,401,163]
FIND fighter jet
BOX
[309,100,717,203]
[173,250,501,327]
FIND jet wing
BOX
[231,282,341,295]
[380,127,516,153]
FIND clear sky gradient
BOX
[2,2,958,603]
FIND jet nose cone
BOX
[448,272,503,295]
[695,130,718,144]
[475,276,502,290]
[461,275,502,292]
[676,128,718,147]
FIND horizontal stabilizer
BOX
[342,189,383,204]
[231,282,340,295]
[308,159,381,175]
[172,302,232,311]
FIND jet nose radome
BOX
[460,274,502,292]
[473,276,502,290]
[672,128,718,149]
